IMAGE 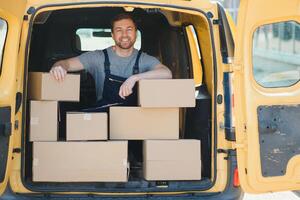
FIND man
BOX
[50,13,172,110]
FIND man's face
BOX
[112,18,137,50]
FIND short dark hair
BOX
[110,13,137,32]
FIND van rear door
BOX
[0,0,26,195]
[233,0,300,193]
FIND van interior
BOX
[25,6,214,192]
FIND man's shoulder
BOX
[139,51,159,61]
[79,49,105,58]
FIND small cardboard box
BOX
[110,107,179,140]
[66,112,108,141]
[30,101,58,141]
[33,141,128,182]
[138,79,195,107]
[28,72,80,101]
[143,140,201,181]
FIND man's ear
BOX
[111,32,115,39]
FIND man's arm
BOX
[50,57,84,81]
[119,63,172,99]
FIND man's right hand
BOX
[50,65,67,82]
[49,57,84,81]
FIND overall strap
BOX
[132,50,142,74]
[103,49,110,74]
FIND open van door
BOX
[233,0,300,193]
[0,0,26,195]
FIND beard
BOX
[115,37,136,49]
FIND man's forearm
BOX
[53,60,70,71]
[133,64,172,81]
[52,57,84,72]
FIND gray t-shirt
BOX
[78,47,161,100]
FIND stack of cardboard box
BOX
[29,72,128,182]
[29,73,201,182]
[110,79,202,181]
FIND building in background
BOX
[215,0,240,23]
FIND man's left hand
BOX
[119,75,139,99]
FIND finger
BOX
[125,85,130,97]
[119,86,125,99]
[121,87,126,99]
[59,67,66,80]
[128,88,132,96]
[122,86,127,99]
[53,70,59,81]
[57,69,63,82]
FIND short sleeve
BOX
[139,53,161,72]
[78,50,103,75]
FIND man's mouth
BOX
[120,38,130,42]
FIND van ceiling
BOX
[29,7,182,72]
[34,7,170,28]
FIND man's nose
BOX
[121,30,128,37]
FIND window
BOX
[0,19,7,75]
[253,21,300,87]
[75,28,141,51]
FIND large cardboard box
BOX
[143,140,201,181]
[138,79,195,107]
[66,112,107,141]
[110,107,179,140]
[30,101,57,141]
[33,141,128,182]
[29,72,80,101]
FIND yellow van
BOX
[0,0,299,199]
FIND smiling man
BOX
[50,13,172,111]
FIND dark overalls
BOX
[84,49,144,172]
[60,49,143,173]
[82,49,142,112]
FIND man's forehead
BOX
[113,19,135,28]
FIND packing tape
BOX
[30,117,39,125]
[33,158,39,166]
[83,114,92,121]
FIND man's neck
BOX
[112,46,134,57]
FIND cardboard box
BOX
[66,112,108,141]
[33,141,128,182]
[110,107,179,140]
[143,140,201,180]
[30,101,57,141]
[29,72,80,101]
[138,79,195,107]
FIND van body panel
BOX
[4,1,221,196]
[6,0,299,198]
[234,0,300,193]
[0,0,27,195]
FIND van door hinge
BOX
[213,19,220,25]
[217,149,234,160]
[14,120,19,130]
[232,142,246,150]
[229,64,242,72]
[13,148,21,153]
